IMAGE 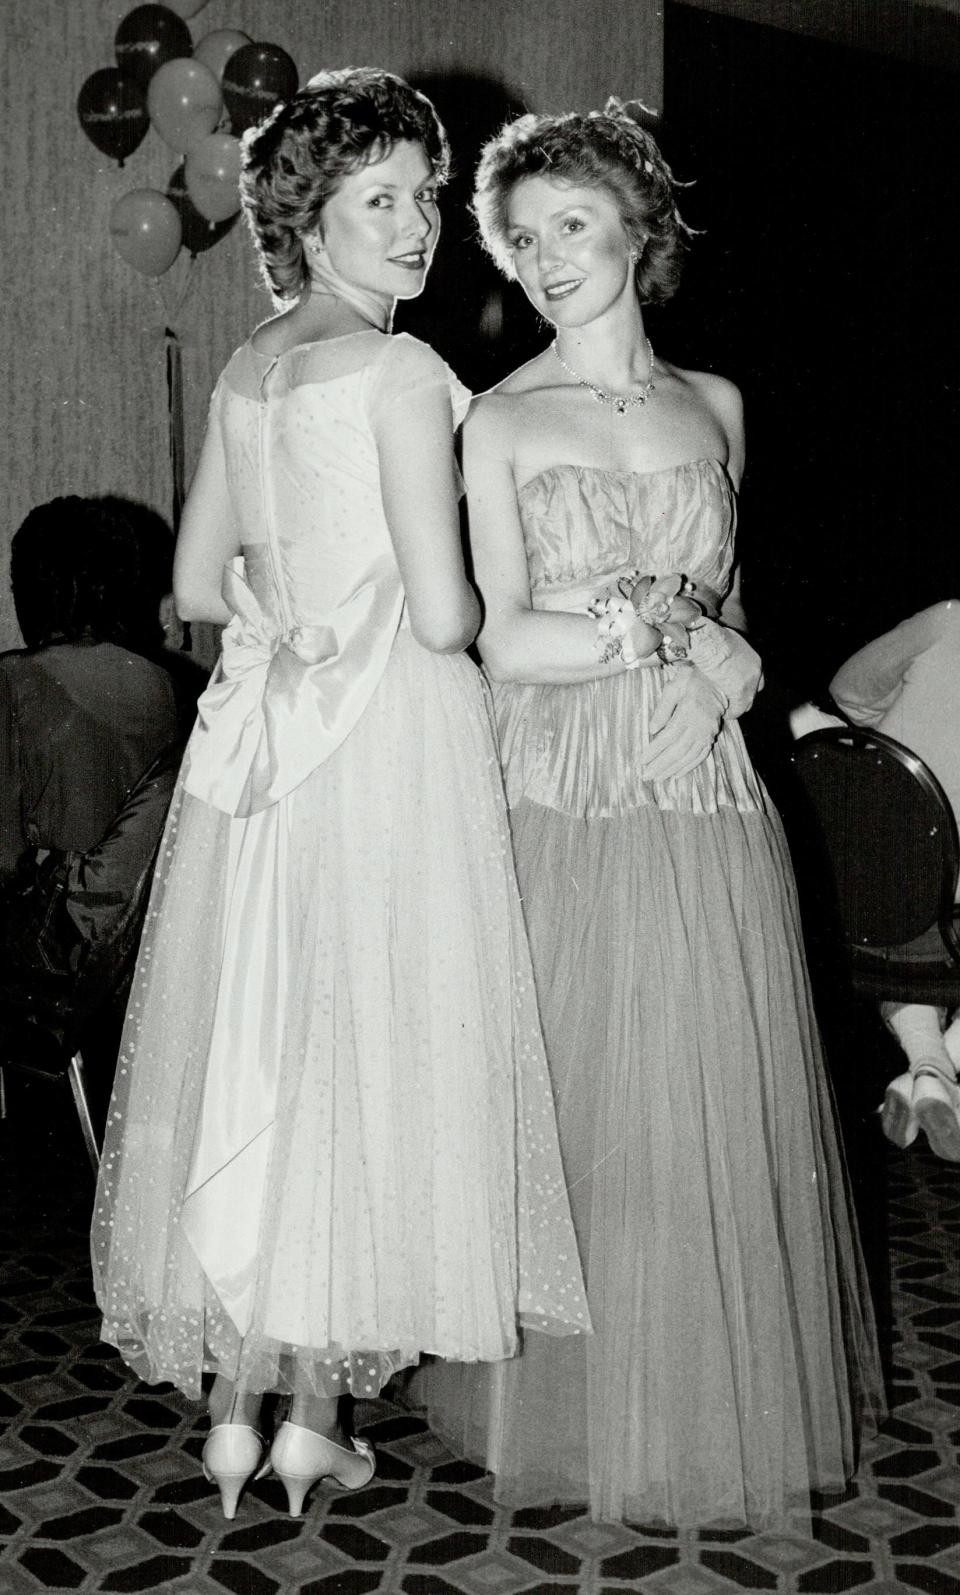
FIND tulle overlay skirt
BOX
[422,667,884,1530]
[91,634,590,1402]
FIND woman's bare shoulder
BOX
[492,346,555,395]
[464,350,557,438]
[669,362,743,425]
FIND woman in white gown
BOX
[91,68,588,1522]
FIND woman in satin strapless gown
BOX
[90,69,588,1523]
[421,99,885,1531]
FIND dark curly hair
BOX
[472,99,693,306]
[11,496,173,653]
[240,66,450,302]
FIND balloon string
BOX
[171,253,198,324]
[150,253,197,331]
[165,329,185,532]
[150,256,198,532]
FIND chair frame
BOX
[0,1047,100,1173]
[791,726,960,1005]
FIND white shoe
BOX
[913,1065,960,1162]
[269,1421,376,1516]
[880,1072,918,1148]
[202,1423,269,1520]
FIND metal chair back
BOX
[791,727,960,1003]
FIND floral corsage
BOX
[589,571,706,666]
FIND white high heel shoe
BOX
[202,1423,269,1520]
[269,1420,376,1516]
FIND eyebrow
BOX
[508,201,595,229]
[359,170,434,192]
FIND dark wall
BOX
[658,3,960,702]
[394,72,546,396]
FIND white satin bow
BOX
[183,556,403,816]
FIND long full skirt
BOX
[423,670,884,1529]
[92,634,589,1401]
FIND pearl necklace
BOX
[552,338,656,415]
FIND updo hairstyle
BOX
[240,67,450,302]
[472,98,692,305]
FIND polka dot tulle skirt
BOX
[91,634,590,1401]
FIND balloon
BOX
[166,0,208,15]
[184,133,242,223]
[147,57,222,153]
[222,42,298,134]
[110,188,182,276]
[76,68,148,165]
[193,28,251,82]
[167,163,238,255]
[115,5,192,88]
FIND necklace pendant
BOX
[551,339,656,416]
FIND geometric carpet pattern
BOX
[2,1076,959,1594]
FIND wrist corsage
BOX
[589,571,706,666]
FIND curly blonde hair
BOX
[240,67,450,301]
[472,99,693,305]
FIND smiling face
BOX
[504,174,638,328]
[310,138,440,305]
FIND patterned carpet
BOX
[1,1067,959,1595]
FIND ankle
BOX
[911,1052,956,1085]
[288,1396,341,1441]
[208,1375,262,1431]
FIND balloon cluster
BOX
[77,2,298,275]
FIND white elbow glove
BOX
[687,620,763,720]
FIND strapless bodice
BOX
[495,457,764,820]
[517,459,736,612]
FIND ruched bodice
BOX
[517,459,735,614]
[494,458,763,819]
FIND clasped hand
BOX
[638,666,727,781]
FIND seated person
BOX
[0,496,188,1110]
[792,602,960,1159]
[0,494,197,877]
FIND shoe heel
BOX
[274,1468,312,1518]
[209,1470,250,1521]
[202,1423,266,1522]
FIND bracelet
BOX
[597,629,652,669]
[590,571,705,669]
[598,633,625,666]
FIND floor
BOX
[1,1066,959,1595]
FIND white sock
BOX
[881,1002,950,1074]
